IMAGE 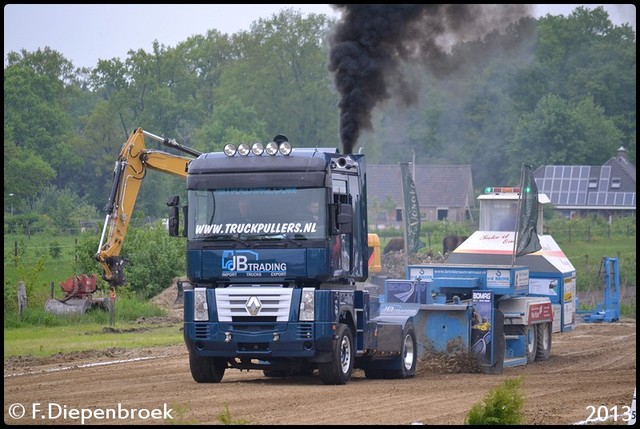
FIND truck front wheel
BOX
[319,323,353,385]
[189,353,226,383]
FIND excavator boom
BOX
[95,128,199,287]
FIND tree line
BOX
[4,6,636,231]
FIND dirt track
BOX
[4,319,636,425]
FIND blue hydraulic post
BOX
[604,257,620,322]
[583,257,620,323]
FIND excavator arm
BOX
[95,127,200,288]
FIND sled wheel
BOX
[524,324,538,363]
[535,322,552,361]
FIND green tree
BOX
[4,48,83,191]
[511,94,623,177]
[214,9,339,146]
[32,186,99,232]
[193,94,266,151]
[523,6,635,162]
[3,139,56,213]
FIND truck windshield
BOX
[188,188,326,240]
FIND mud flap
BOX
[174,280,184,306]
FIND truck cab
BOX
[179,140,415,384]
[182,145,367,286]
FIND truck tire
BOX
[397,323,417,378]
[535,322,552,361]
[189,353,226,383]
[364,324,417,379]
[524,324,538,363]
[319,323,353,385]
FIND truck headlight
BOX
[299,288,315,321]
[194,287,209,321]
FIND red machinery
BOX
[44,273,108,315]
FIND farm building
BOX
[366,164,474,228]
[533,147,636,219]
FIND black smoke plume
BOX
[328,4,533,154]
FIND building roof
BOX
[367,164,475,209]
[604,146,636,183]
[533,147,636,210]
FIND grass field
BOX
[3,322,183,359]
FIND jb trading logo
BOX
[222,250,287,276]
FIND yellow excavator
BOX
[45,128,199,316]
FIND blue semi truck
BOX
[96,128,568,384]
[178,138,419,384]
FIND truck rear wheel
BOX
[363,324,417,379]
[535,322,552,361]
[319,323,353,385]
[397,323,417,378]
[189,353,226,383]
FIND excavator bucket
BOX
[44,274,107,315]
[44,298,94,315]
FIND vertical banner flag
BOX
[515,164,542,258]
[400,162,421,254]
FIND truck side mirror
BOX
[167,195,180,237]
[331,203,353,234]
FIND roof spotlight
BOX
[224,144,237,157]
[279,141,292,156]
[266,141,279,156]
[251,142,264,156]
[237,143,251,156]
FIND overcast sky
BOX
[4,4,636,69]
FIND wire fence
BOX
[4,239,82,268]
[544,222,636,242]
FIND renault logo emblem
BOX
[245,296,262,316]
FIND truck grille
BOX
[216,287,293,322]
